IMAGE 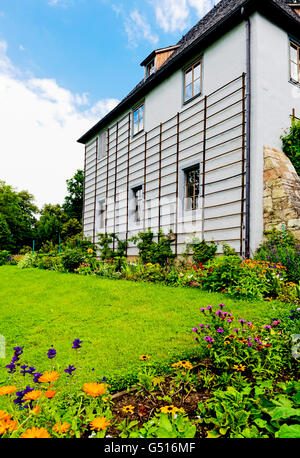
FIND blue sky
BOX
[0,0,218,207]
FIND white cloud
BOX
[112,5,159,48]
[0,40,119,208]
[150,0,216,33]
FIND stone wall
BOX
[263,146,300,241]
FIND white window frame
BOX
[183,59,202,104]
[132,103,144,136]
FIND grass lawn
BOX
[0,266,277,394]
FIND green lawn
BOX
[0,266,274,392]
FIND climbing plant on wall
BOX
[281,118,300,176]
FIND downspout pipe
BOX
[241,6,251,259]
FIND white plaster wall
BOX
[250,12,300,254]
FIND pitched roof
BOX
[78,0,300,144]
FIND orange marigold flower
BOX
[83,382,107,397]
[32,406,41,415]
[52,422,71,434]
[38,372,60,383]
[21,427,50,438]
[23,390,43,401]
[0,386,17,396]
[139,355,150,360]
[0,410,10,421]
[44,390,56,399]
[224,341,230,345]
[90,417,110,431]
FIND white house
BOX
[78,0,300,258]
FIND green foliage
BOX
[201,255,243,292]
[281,118,300,176]
[185,237,218,264]
[0,250,11,266]
[254,228,300,283]
[132,229,175,266]
[36,204,66,247]
[0,181,38,252]
[17,252,38,269]
[60,248,85,272]
[97,233,128,260]
[62,169,84,222]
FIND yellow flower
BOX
[90,417,111,431]
[0,410,10,421]
[23,390,43,401]
[87,248,93,254]
[139,355,150,360]
[0,386,17,396]
[0,418,18,435]
[52,422,71,434]
[83,382,107,397]
[21,427,50,438]
[181,361,193,370]
[233,365,240,371]
[224,341,230,345]
[122,405,134,414]
[38,372,60,383]
[44,390,56,399]
[160,405,177,414]
[239,365,246,372]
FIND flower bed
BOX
[1,303,299,439]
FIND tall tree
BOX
[62,170,84,223]
[0,181,38,252]
[36,204,67,246]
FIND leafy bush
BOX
[132,229,175,266]
[97,233,128,260]
[254,228,300,283]
[60,248,85,272]
[185,237,218,264]
[200,256,243,292]
[17,252,38,269]
[0,250,11,266]
[36,256,62,271]
[281,118,300,176]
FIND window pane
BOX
[194,63,201,80]
[185,83,193,101]
[194,78,201,96]
[291,62,299,82]
[290,44,298,63]
[185,69,192,86]
[139,105,144,131]
[134,109,139,134]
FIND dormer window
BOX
[146,59,156,78]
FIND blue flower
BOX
[72,339,82,350]
[64,365,76,376]
[47,347,56,359]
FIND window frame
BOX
[132,185,143,223]
[289,40,300,85]
[183,58,202,104]
[146,59,156,78]
[184,165,200,211]
[98,131,107,161]
[132,103,144,137]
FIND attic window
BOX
[290,40,300,84]
[184,59,202,103]
[146,59,156,78]
[133,103,144,136]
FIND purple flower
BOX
[219,303,225,308]
[64,365,76,376]
[26,366,36,375]
[215,310,223,316]
[199,324,205,329]
[247,321,253,326]
[47,347,56,359]
[6,362,16,374]
[192,327,199,333]
[247,342,253,347]
[233,328,239,333]
[20,365,28,376]
[14,386,33,407]
[33,372,43,383]
[217,328,224,333]
[264,325,272,331]
[13,347,24,357]
[200,308,206,313]
[206,305,213,311]
[239,319,246,325]
[101,377,107,382]
[72,339,83,350]
[204,336,214,344]
[227,319,232,324]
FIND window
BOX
[98,131,107,160]
[133,104,144,136]
[290,40,300,84]
[185,167,200,210]
[133,186,143,223]
[184,59,202,103]
[98,200,105,229]
[146,59,155,78]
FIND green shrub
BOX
[281,118,300,176]
[60,248,85,272]
[97,233,128,260]
[185,237,218,264]
[254,228,300,283]
[0,250,11,266]
[36,255,62,271]
[17,252,38,269]
[201,255,243,292]
[132,229,175,266]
